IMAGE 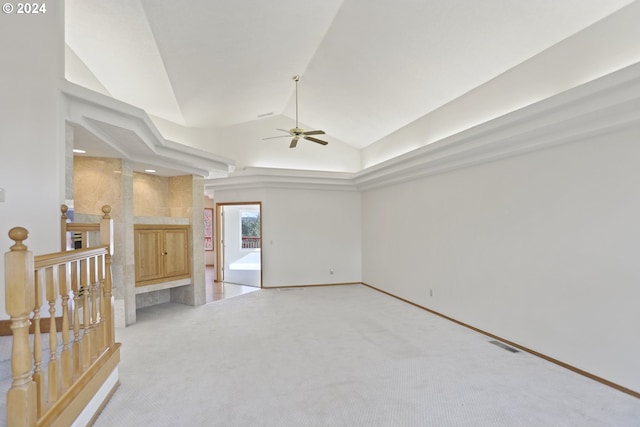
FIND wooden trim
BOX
[135,273,191,288]
[361,282,640,400]
[65,223,100,233]
[0,316,64,336]
[215,204,223,285]
[216,202,263,288]
[214,201,263,207]
[37,343,121,427]
[0,320,13,336]
[133,224,192,231]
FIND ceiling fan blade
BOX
[289,137,299,148]
[302,130,325,136]
[262,135,290,140]
[276,128,292,134]
[304,136,328,145]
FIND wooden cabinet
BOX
[134,225,191,287]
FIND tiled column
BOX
[191,176,206,305]
[120,160,136,326]
[169,175,206,305]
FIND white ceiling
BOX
[65,0,635,153]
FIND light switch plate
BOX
[0,188,4,202]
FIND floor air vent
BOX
[489,340,519,353]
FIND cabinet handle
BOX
[161,252,168,256]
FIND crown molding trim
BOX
[205,167,357,192]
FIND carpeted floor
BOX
[93,284,640,427]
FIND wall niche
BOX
[72,156,204,326]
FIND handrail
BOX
[64,223,100,232]
[241,236,261,249]
[60,204,112,251]
[35,246,109,269]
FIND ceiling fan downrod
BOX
[293,75,300,131]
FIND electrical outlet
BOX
[430,289,433,297]
[0,188,5,202]
[330,268,334,275]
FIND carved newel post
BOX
[5,227,37,427]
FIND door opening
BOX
[216,202,262,287]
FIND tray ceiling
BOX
[65,0,635,150]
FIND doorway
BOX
[216,202,262,287]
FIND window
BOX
[241,211,260,249]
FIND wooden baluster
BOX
[46,266,60,403]
[104,252,115,347]
[80,258,92,370]
[100,205,115,347]
[89,255,99,361]
[97,253,106,353]
[33,269,45,417]
[4,227,37,427]
[70,260,82,378]
[59,262,73,390]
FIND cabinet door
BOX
[134,229,164,283]
[164,228,190,278]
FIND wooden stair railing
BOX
[61,204,113,252]
[4,206,120,427]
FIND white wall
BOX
[65,43,110,96]
[0,4,65,319]
[362,129,640,392]
[214,187,361,287]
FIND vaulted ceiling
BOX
[65,0,635,165]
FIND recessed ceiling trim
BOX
[206,63,640,192]
[62,81,235,177]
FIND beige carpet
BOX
[93,285,640,426]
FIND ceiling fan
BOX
[263,75,328,148]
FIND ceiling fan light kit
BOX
[263,75,328,148]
